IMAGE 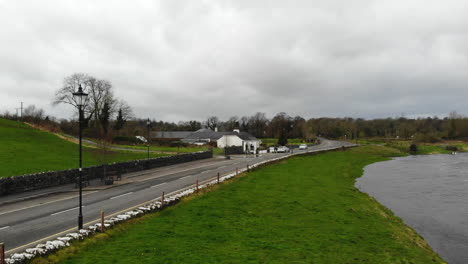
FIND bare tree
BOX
[224,116,239,131]
[53,73,94,124]
[53,73,124,132]
[113,100,134,130]
[249,112,268,138]
[205,116,219,130]
[116,100,133,120]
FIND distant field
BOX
[0,118,169,178]
[110,143,210,154]
[356,138,468,154]
[36,146,445,264]
[260,138,304,146]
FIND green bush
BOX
[445,145,458,151]
[113,136,140,144]
[409,143,418,153]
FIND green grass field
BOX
[86,142,210,154]
[34,146,445,264]
[260,138,304,146]
[0,118,169,178]
[356,138,468,155]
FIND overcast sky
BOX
[1,0,468,121]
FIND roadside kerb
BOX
[3,144,355,263]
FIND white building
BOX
[181,128,261,153]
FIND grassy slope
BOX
[83,141,211,154]
[0,118,167,178]
[35,146,445,264]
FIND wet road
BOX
[356,153,468,264]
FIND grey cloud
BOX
[1,0,468,121]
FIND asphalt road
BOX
[0,139,353,254]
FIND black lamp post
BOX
[73,84,88,230]
[146,119,150,159]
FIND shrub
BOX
[409,144,418,153]
[445,145,458,151]
[113,136,140,144]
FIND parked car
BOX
[299,144,308,150]
[276,146,290,153]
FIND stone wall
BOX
[224,146,244,155]
[0,151,212,196]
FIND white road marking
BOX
[0,191,98,216]
[201,170,211,174]
[218,166,227,169]
[150,182,167,188]
[0,226,10,231]
[51,206,82,216]
[180,175,192,180]
[138,161,232,182]
[110,192,134,200]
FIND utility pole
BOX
[20,102,23,120]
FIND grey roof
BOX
[237,132,259,141]
[151,131,193,139]
[182,129,259,142]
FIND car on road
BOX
[276,146,290,153]
[299,144,308,150]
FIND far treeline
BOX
[2,73,468,144]
[5,107,468,145]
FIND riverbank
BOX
[356,138,468,155]
[32,146,445,263]
[357,152,468,263]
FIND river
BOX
[356,153,468,264]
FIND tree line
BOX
[3,72,468,143]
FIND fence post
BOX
[247,164,250,172]
[196,180,199,193]
[217,172,220,184]
[161,192,165,207]
[101,211,105,233]
[0,242,4,264]
[236,168,238,175]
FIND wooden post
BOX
[196,180,199,193]
[161,192,165,207]
[101,211,105,233]
[217,172,220,184]
[247,164,250,172]
[0,242,4,264]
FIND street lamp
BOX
[146,119,150,159]
[72,84,88,230]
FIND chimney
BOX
[233,129,240,133]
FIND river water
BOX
[356,153,468,264]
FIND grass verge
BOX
[32,146,445,264]
[0,118,169,178]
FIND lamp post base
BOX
[78,215,83,230]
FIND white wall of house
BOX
[243,140,260,152]
[217,135,244,148]
[217,135,261,153]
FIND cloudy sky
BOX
[1,0,468,121]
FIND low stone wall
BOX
[224,146,244,155]
[0,151,212,196]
